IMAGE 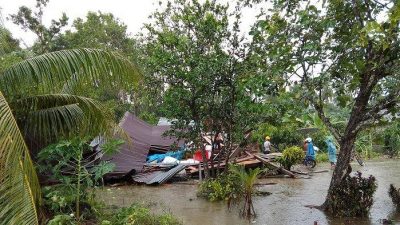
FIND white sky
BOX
[0,0,261,48]
[0,0,162,47]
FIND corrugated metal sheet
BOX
[132,164,187,185]
[102,112,183,175]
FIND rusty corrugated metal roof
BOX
[132,164,187,185]
[102,112,182,175]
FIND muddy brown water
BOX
[98,160,400,225]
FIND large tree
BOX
[0,27,29,73]
[250,0,400,213]
[53,11,138,58]
[142,0,253,178]
[9,0,68,54]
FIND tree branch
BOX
[312,91,343,141]
[358,92,400,129]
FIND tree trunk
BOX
[322,134,357,209]
[209,132,216,177]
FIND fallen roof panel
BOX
[102,112,183,176]
[132,164,187,185]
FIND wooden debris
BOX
[312,169,329,174]
[254,182,277,186]
[245,151,296,178]
[293,170,309,175]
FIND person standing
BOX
[263,136,271,154]
[326,137,337,168]
[305,137,316,160]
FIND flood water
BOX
[98,160,400,225]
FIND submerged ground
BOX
[98,160,400,225]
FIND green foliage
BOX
[277,146,305,170]
[0,32,139,225]
[0,49,140,146]
[294,113,331,149]
[249,0,400,213]
[47,214,75,225]
[9,0,69,54]
[0,27,29,73]
[228,165,263,219]
[198,164,263,219]
[103,204,182,225]
[252,123,302,151]
[37,138,117,184]
[100,138,125,155]
[55,11,138,59]
[139,111,159,125]
[37,137,123,223]
[0,27,21,54]
[389,184,400,208]
[141,0,260,178]
[325,172,377,217]
[384,122,400,157]
[355,130,374,158]
[316,152,329,163]
[197,165,242,202]
[0,92,41,225]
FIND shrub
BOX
[197,164,242,201]
[277,146,305,170]
[103,204,182,225]
[47,214,75,225]
[38,137,123,223]
[198,165,264,219]
[316,152,329,163]
[325,171,377,217]
[389,184,400,208]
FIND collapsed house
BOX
[101,112,182,178]
[102,112,296,184]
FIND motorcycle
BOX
[303,155,316,168]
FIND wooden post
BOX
[198,163,202,182]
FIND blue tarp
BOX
[147,150,185,163]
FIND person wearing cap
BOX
[263,136,271,154]
[304,137,316,160]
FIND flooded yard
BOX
[98,160,400,225]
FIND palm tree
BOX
[0,48,140,224]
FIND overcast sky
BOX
[0,0,260,48]
[0,0,162,47]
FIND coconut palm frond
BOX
[0,49,141,224]
[12,94,111,143]
[61,72,82,94]
[0,48,141,98]
[0,91,40,225]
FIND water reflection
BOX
[97,160,400,225]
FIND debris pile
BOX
[102,112,297,185]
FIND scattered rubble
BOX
[102,113,312,185]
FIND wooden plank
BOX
[245,151,296,178]
[237,159,262,166]
[188,156,257,174]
